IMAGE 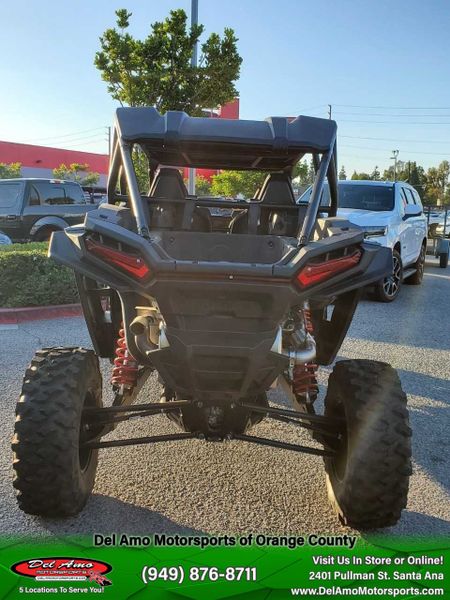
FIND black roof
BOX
[115,107,337,171]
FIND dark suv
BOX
[0,178,97,242]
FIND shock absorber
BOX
[292,303,319,401]
[111,323,139,388]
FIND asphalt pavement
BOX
[0,257,449,539]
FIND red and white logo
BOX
[11,557,112,586]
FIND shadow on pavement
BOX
[39,494,207,538]
[368,511,450,538]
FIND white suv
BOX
[299,180,428,302]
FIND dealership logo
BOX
[11,557,112,587]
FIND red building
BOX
[0,99,240,186]
[0,141,109,185]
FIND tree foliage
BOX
[210,159,310,199]
[339,165,347,180]
[292,160,309,183]
[53,163,99,185]
[191,175,212,196]
[210,170,266,198]
[351,170,372,180]
[350,160,450,205]
[95,8,242,114]
[0,162,21,178]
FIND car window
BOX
[400,188,408,208]
[297,185,331,207]
[402,188,415,204]
[0,182,23,208]
[412,189,423,208]
[338,184,394,211]
[63,184,85,204]
[29,185,40,206]
[33,182,69,205]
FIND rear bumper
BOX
[49,220,392,399]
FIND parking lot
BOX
[0,256,449,539]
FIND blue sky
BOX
[1,0,449,173]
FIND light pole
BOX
[391,150,399,182]
[188,0,198,196]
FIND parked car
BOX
[434,211,450,237]
[0,229,12,244]
[299,180,428,301]
[426,210,445,237]
[0,178,97,242]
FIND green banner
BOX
[0,535,448,599]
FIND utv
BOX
[12,109,412,529]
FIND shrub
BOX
[0,243,79,307]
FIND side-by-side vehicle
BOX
[12,109,412,529]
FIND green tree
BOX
[95,8,242,114]
[0,162,21,178]
[193,175,212,196]
[210,170,266,198]
[131,150,150,192]
[425,160,450,205]
[339,165,347,180]
[351,170,371,180]
[292,160,309,184]
[307,158,316,183]
[371,165,381,181]
[53,163,100,185]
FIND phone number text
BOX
[141,565,257,584]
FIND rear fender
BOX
[30,216,68,237]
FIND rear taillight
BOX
[295,249,361,288]
[85,239,150,280]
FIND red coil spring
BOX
[303,307,314,334]
[293,307,319,399]
[293,363,319,397]
[111,325,139,388]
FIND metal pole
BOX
[328,104,332,119]
[391,149,399,182]
[188,0,198,196]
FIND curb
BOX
[0,303,82,325]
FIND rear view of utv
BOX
[12,109,412,529]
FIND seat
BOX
[229,173,302,236]
[148,168,212,232]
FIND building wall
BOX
[0,140,109,186]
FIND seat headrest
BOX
[149,168,187,199]
[259,173,295,206]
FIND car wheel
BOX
[404,243,425,285]
[374,249,402,302]
[33,227,59,242]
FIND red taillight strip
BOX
[296,249,362,288]
[85,239,150,280]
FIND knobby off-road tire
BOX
[404,243,426,285]
[324,360,412,530]
[12,347,102,517]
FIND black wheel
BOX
[404,243,426,285]
[439,252,449,268]
[12,347,102,517]
[33,227,59,242]
[324,360,412,530]
[374,249,402,302]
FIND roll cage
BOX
[106,107,339,243]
